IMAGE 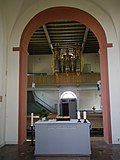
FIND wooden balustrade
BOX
[27,73,100,87]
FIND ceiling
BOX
[28,20,99,55]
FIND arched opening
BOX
[60,91,77,99]
[19,7,111,144]
[60,91,77,118]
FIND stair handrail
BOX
[32,91,55,113]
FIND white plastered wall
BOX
[1,1,23,144]
[0,11,4,147]
[4,0,120,144]
[79,90,101,111]
[0,8,7,146]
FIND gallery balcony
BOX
[27,73,100,87]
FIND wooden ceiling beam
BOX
[81,27,89,54]
[43,24,53,54]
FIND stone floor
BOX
[0,138,120,160]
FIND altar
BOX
[34,119,91,156]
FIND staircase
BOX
[27,91,56,114]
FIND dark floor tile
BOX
[1,140,120,160]
[0,143,35,160]
[36,157,90,160]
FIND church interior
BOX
[27,19,103,140]
[0,0,120,159]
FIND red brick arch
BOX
[19,7,112,144]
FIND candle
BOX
[77,111,80,119]
[83,111,87,119]
[31,113,34,126]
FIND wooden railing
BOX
[27,73,100,87]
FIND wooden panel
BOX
[87,112,103,129]
[27,73,100,86]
